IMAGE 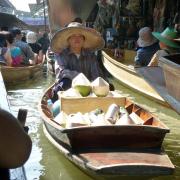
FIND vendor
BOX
[50,22,108,102]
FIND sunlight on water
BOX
[6,75,180,180]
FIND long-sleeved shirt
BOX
[14,40,34,64]
[55,48,104,81]
[135,42,160,66]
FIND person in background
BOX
[26,31,43,64]
[50,22,106,102]
[5,32,23,67]
[94,0,114,45]
[0,31,12,66]
[134,27,160,67]
[21,31,27,42]
[12,29,36,65]
[38,32,50,54]
[148,27,180,66]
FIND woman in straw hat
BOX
[148,27,180,66]
[135,27,160,67]
[50,22,108,102]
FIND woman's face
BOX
[68,34,85,50]
[159,41,167,49]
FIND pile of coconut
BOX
[61,73,111,97]
[54,103,146,128]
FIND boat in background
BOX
[38,85,174,178]
[101,49,166,105]
[137,67,180,114]
[0,57,45,84]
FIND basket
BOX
[159,54,180,101]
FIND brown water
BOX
[6,75,180,180]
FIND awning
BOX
[0,12,28,29]
[20,17,49,26]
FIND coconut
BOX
[63,88,82,97]
[54,111,67,127]
[66,112,89,128]
[91,77,109,97]
[72,73,91,97]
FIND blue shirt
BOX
[55,48,104,81]
[14,40,34,64]
[135,42,160,66]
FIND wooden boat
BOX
[101,49,166,105]
[46,51,55,75]
[0,59,45,84]
[38,86,174,177]
[136,66,180,114]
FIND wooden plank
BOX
[136,67,180,114]
[59,95,126,114]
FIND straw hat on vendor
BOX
[51,22,105,53]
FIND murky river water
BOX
[6,73,180,180]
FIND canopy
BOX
[0,12,28,29]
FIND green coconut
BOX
[74,85,91,97]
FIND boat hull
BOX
[39,86,169,151]
[137,67,180,114]
[0,63,44,84]
[43,125,174,177]
[39,85,174,177]
[43,120,168,150]
[101,49,166,105]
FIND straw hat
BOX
[137,27,157,47]
[51,22,105,53]
[152,27,180,48]
[26,31,37,44]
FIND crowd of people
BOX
[0,29,50,67]
[135,26,180,67]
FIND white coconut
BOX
[66,112,89,128]
[91,77,109,86]
[54,111,67,127]
[63,88,82,97]
[72,73,91,97]
[91,77,109,97]
[72,73,91,87]
[116,114,135,125]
